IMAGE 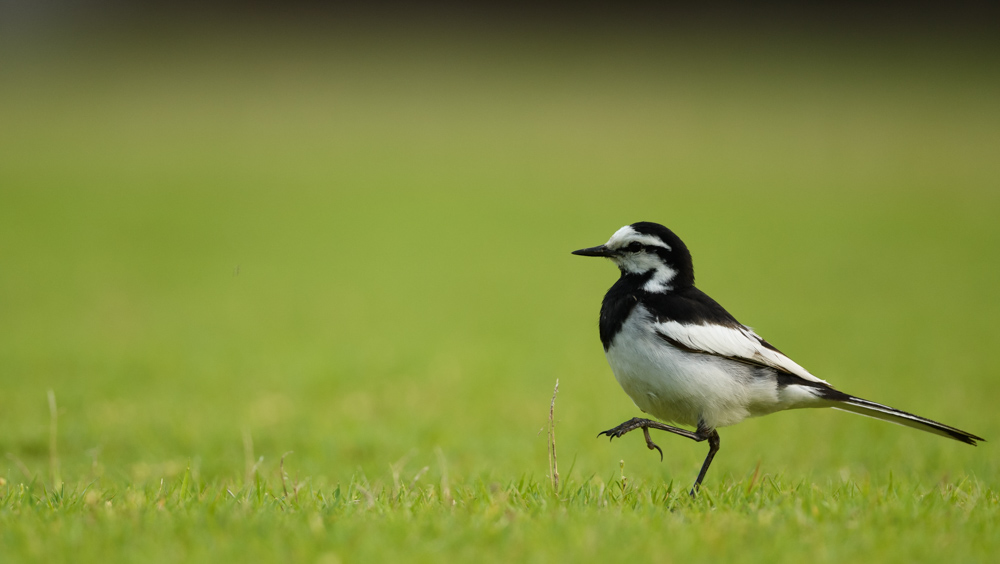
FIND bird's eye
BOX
[626,242,643,252]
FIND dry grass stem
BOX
[548,379,560,493]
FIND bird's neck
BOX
[643,265,676,293]
[618,266,675,294]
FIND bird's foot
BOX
[598,417,665,461]
[597,417,655,440]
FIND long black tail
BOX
[830,395,984,445]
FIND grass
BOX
[1,21,999,562]
[2,472,997,563]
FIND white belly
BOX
[604,306,781,429]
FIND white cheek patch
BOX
[615,252,677,292]
[615,252,655,273]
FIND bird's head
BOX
[572,222,694,292]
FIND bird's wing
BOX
[654,320,829,385]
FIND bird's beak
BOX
[572,245,614,257]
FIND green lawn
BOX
[1,23,998,562]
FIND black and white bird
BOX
[573,221,983,495]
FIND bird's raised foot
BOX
[597,417,657,441]
[597,417,666,461]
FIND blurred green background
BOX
[1,10,998,508]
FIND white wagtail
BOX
[573,221,983,495]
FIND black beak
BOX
[572,245,614,257]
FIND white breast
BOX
[604,305,782,429]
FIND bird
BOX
[572,221,983,496]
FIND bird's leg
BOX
[688,430,721,497]
[598,417,722,497]
[599,417,705,442]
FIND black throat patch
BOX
[599,271,652,351]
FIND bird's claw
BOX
[642,427,664,461]
[649,443,664,461]
[597,424,630,441]
[597,429,620,441]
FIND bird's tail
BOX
[830,395,984,446]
